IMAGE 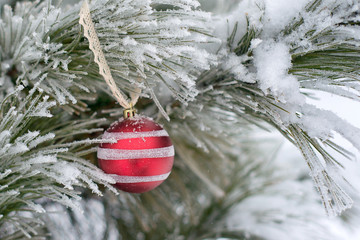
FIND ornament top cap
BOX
[123,104,136,119]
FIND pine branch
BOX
[1,0,360,238]
[196,0,360,216]
[0,85,115,239]
[0,0,216,117]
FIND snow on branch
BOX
[0,0,216,117]
[0,86,115,238]
[207,0,360,215]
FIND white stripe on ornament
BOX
[102,130,169,140]
[97,146,174,160]
[109,172,171,183]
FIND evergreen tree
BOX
[1,0,360,239]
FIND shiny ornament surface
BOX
[98,116,174,193]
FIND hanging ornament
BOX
[97,108,174,193]
[79,1,174,193]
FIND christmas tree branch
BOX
[0,84,116,239]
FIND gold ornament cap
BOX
[123,104,136,119]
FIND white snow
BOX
[261,0,311,36]
[253,40,304,104]
[211,0,360,217]
[223,52,256,83]
[28,133,55,149]
[254,40,305,104]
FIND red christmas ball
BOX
[97,115,174,193]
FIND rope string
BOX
[79,0,140,109]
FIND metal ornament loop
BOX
[123,104,136,119]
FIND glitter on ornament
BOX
[98,115,174,193]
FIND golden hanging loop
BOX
[123,103,136,119]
